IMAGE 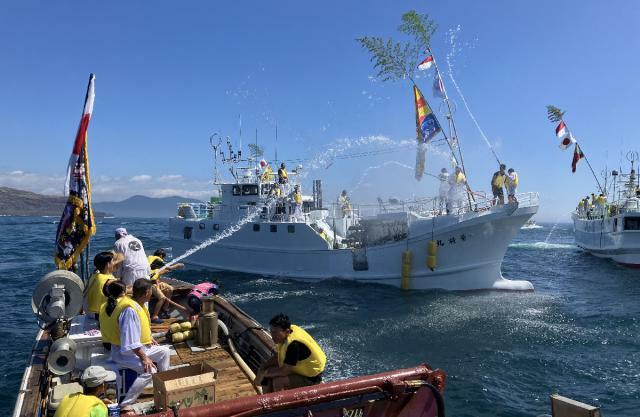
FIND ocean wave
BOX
[509,242,576,250]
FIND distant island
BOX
[0,187,204,218]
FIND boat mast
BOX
[426,47,479,203]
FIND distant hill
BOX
[0,187,110,217]
[94,195,204,218]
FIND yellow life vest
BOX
[99,297,152,346]
[85,272,114,314]
[510,172,519,187]
[294,192,302,204]
[261,166,272,181]
[492,172,505,188]
[277,324,326,378]
[147,255,164,281]
[53,393,106,417]
[455,172,466,184]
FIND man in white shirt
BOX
[100,279,170,408]
[113,228,150,288]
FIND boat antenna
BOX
[275,121,278,163]
[239,114,242,152]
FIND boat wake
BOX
[509,242,576,250]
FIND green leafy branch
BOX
[546,105,566,123]
[357,10,437,83]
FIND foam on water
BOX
[509,242,576,250]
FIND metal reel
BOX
[32,270,84,325]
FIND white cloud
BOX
[0,170,213,202]
[158,174,183,182]
[130,175,152,182]
[9,170,24,175]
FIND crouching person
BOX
[255,313,326,393]
[53,365,116,417]
[99,279,170,409]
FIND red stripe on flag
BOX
[72,113,91,155]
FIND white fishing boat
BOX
[572,155,640,267]
[170,159,538,290]
[521,219,541,230]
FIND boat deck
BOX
[132,319,259,407]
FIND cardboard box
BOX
[153,363,217,411]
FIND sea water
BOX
[1,217,638,417]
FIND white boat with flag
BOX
[169,44,539,291]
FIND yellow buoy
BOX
[400,250,412,290]
[169,323,182,333]
[427,240,437,271]
[171,332,185,343]
[180,321,192,331]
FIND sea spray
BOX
[445,26,501,164]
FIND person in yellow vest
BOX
[491,164,507,205]
[254,314,326,393]
[337,190,352,218]
[506,168,519,204]
[278,163,289,184]
[147,249,187,323]
[99,279,170,408]
[84,251,123,319]
[447,166,467,214]
[292,185,303,222]
[53,365,116,417]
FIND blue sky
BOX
[1,1,639,221]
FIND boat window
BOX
[199,222,205,230]
[183,227,193,239]
[261,184,271,195]
[288,225,295,233]
[232,185,241,196]
[213,223,220,231]
[624,217,640,230]
[242,184,259,196]
[253,224,260,232]
[270,224,277,233]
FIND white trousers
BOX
[112,344,171,407]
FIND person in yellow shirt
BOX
[53,365,116,417]
[147,249,187,323]
[254,314,326,393]
[491,164,507,205]
[84,251,123,319]
[292,185,303,222]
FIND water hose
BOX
[217,319,263,394]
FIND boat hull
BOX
[170,203,537,291]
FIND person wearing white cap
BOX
[113,228,151,288]
[53,365,115,417]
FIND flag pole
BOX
[426,48,476,204]
[576,143,604,194]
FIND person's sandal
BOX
[151,317,164,324]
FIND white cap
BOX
[81,366,117,388]
[114,227,128,239]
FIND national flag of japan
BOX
[559,132,576,150]
[572,143,585,173]
[55,74,97,270]
[418,55,434,71]
[555,120,568,138]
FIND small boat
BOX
[520,219,541,230]
[13,272,446,417]
[572,155,640,267]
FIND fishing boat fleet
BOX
[11,16,620,417]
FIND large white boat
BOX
[572,159,640,267]
[170,164,538,290]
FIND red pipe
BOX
[146,364,442,417]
